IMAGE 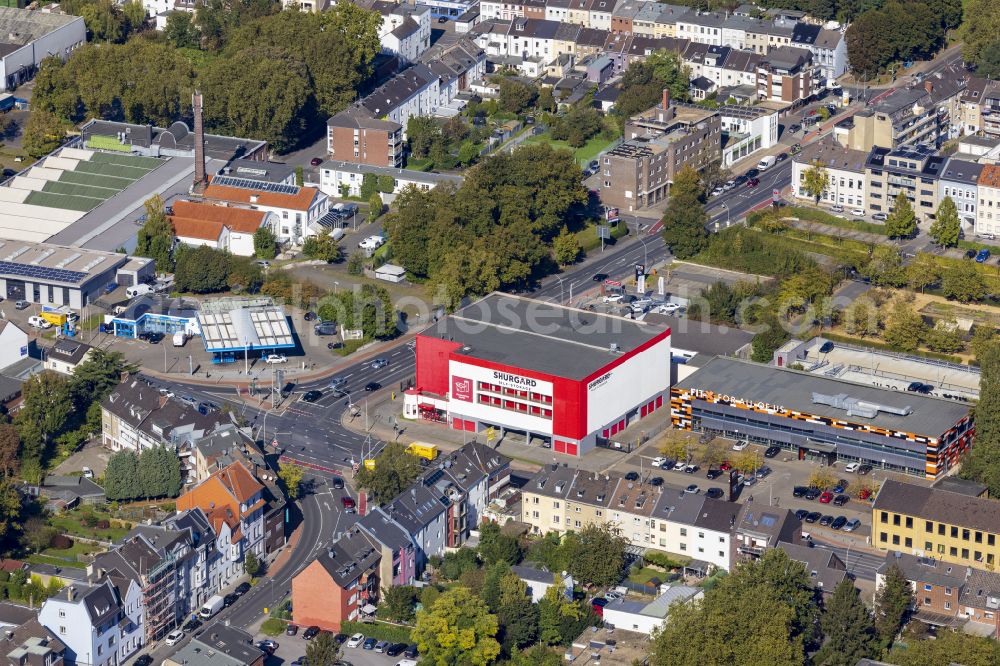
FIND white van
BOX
[172,331,186,347]
[394,660,419,666]
[125,284,154,299]
[27,315,51,329]
[757,155,776,171]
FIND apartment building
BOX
[601,93,721,211]
[976,164,1000,239]
[374,2,431,62]
[100,379,224,453]
[873,480,1000,570]
[876,551,1000,633]
[791,138,868,209]
[732,503,802,563]
[865,144,945,221]
[0,617,66,666]
[938,158,982,232]
[756,46,818,105]
[201,179,330,245]
[327,106,405,170]
[522,466,616,534]
[43,339,93,376]
[789,22,847,80]
[650,492,740,570]
[841,88,940,152]
[718,104,778,166]
[38,581,122,666]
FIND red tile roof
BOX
[170,200,268,234]
[980,164,1000,189]
[203,178,319,211]
[177,461,265,541]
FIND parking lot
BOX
[260,630,414,666]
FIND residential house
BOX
[791,138,868,210]
[650,491,740,571]
[167,201,274,257]
[0,323,29,372]
[544,0,571,24]
[756,46,818,105]
[25,476,106,510]
[789,22,847,80]
[675,12,725,47]
[511,565,568,602]
[938,158,983,233]
[376,2,432,62]
[202,178,330,245]
[326,106,405,169]
[163,623,264,666]
[732,503,801,562]
[176,461,267,590]
[38,581,122,666]
[876,551,1000,634]
[42,339,93,376]
[652,4,688,37]
[865,144,945,222]
[777,541,848,596]
[354,508,418,590]
[975,164,1000,241]
[601,585,703,635]
[0,604,34,633]
[101,378,224,453]
[0,617,66,666]
[522,466,615,536]
[841,87,940,152]
[318,160,464,199]
[421,38,487,111]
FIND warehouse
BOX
[671,357,974,479]
[404,293,671,457]
[0,8,85,92]
[0,240,153,309]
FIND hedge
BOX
[340,620,412,644]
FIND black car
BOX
[386,643,407,656]
[592,273,609,282]
[858,464,873,475]
[139,331,164,344]
[776,152,788,162]
[819,340,834,353]
[907,381,933,394]
[831,516,848,530]
[302,390,323,402]
[684,464,699,474]
[363,637,378,650]
[624,471,639,481]
[224,593,237,607]
[364,381,382,392]
[788,123,801,133]
[304,311,317,321]
[706,468,723,480]
[650,476,664,487]
[183,618,202,632]
[764,445,781,458]
[405,644,420,658]
[804,511,821,523]
[334,634,348,645]
[286,624,299,636]
[706,487,724,499]
[745,168,759,178]
[804,487,822,500]
[332,476,345,489]
[133,656,154,666]
[303,626,320,640]
[833,494,850,507]
[819,515,834,526]
[234,582,251,596]
[792,486,808,498]
[794,509,809,520]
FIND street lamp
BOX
[632,221,649,267]
[555,275,565,304]
[722,203,731,228]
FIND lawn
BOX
[628,567,666,586]
[575,219,629,253]
[524,131,619,165]
[26,539,103,570]
[48,510,130,542]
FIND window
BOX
[892,534,900,545]
[962,548,970,559]
[952,526,959,538]
[880,532,888,543]
[905,537,912,548]
[905,517,913,529]
[963,529,970,541]
[924,584,933,591]
[680,528,687,537]
[893,514,901,526]
[945,587,952,595]
[925,521,933,532]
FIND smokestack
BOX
[662,88,670,110]
[193,90,206,191]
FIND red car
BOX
[310,157,323,167]
[746,177,760,188]
[341,496,356,510]
[719,461,732,471]
[818,491,833,504]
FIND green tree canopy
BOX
[961,341,1000,494]
[497,79,538,114]
[874,562,913,650]
[929,196,961,247]
[174,245,230,293]
[104,450,141,501]
[941,261,988,303]
[882,300,926,352]
[802,161,830,203]
[354,442,422,504]
[813,579,878,666]
[14,372,73,465]
[560,523,627,588]
[304,629,341,665]
[885,192,917,238]
[302,231,343,263]
[478,521,522,566]
[135,195,175,272]
[412,587,501,666]
[660,165,708,259]
[253,226,277,260]
[887,628,1000,666]
[615,50,690,120]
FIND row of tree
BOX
[845,0,961,78]
[104,446,182,501]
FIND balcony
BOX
[737,544,766,557]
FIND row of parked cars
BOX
[795,509,860,532]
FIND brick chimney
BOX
[192,90,207,193]
[662,88,670,110]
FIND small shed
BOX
[375,264,406,283]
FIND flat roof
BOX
[420,293,668,380]
[676,357,968,436]
[197,297,294,352]
[0,239,134,287]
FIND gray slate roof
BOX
[874,480,1000,535]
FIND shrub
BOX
[95,520,110,530]
[260,618,287,636]
[50,534,73,550]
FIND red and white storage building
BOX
[403,293,672,457]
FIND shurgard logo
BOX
[452,376,473,402]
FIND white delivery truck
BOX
[757,155,777,171]
[173,331,186,347]
[125,284,154,299]
[199,594,225,619]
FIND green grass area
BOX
[524,131,619,165]
[260,618,287,636]
[58,170,134,190]
[48,511,129,542]
[24,190,97,212]
[576,219,629,254]
[74,160,149,181]
[628,567,666,586]
[404,157,433,172]
[86,135,132,153]
[341,620,412,644]
[26,552,89,570]
[334,338,368,357]
[786,206,889,235]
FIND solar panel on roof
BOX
[213,175,300,196]
[0,260,87,284]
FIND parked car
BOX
[224,593,237,607]
[304,626,321,640]
[872,212,888,221]
[310,157,323,166]
[405,644,420,658]
[843,518,862,532]
[788,123,801,133]
[624,471,639,481]
[804,512,821,523]
[851,208,865,217]
[706,488,724,499]
[165,629,184,646]
[907,381,933,394]
[256,640,279,654]
[651,456,667,468]
[387,643,407,656]
[789,143,803,154]
[755,466,772,479]
[82,467,94,479]
[719,461,732,471]
[684,484,699,494]
[830,205,844,213]
[844,462,860,473]
[314,322,337,336]
[746,177,760,188]
[286,624,298,636]
[375,640,389,653]
[334,634,348,645]
[650,476,664,487]
[804,487,822,500]
[363,637,378,650]
[794,509,809,520]
[673,461,687,471]
[819,515,834,526]
[684,464,699,474]
[977,249,992,263]
[858,464,873,475]
[234,582,251,596]
[603,293,625,303]
[346,633,364,648]
[764,446,781,458]
[833,494,850,507]
[831,516,848,530]
[133,656,154,666]
[793,486,808,498]
[732,439,749,451]
[183,618,202,632]
[138,331,163,343]
[706,468,723,480]
[265,354,287,364]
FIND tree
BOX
[498,79,538,114]
[874,562,913,649]
[302,232,343,263]
[14,371,73,465]
[135,195,175,272]
[929,196,961,247]
[961,343,1000,493]
[0,425,20,478]
[976,40,1000,78]
[305,630,341,666]
[552,225,581,266]
[882,300,925,352]
[104,450,141,501]
[924,320,964,353]
[138,445,181,498]
[887,628,1000,666]
[164,11,200,49]
[660,165,708,259]
[227,256,264,293]
[961,0,1000,67]
[941,262,988,302]
[560,523,627,588]
[905,253,941,293]
[377,175,395,193]
[368,193,383,223]
[885,192,917,239]
[412,587,501,666]
[355,442,422,504]
[254,226,277,260]
[174,246,229,293]
[615,52,690,120]
[496,576,539,652]
[478,521,522,566]
[550,104,603,147]
[70,349,133,406]
[802,161,830,203]
[844,297,882,337]
[537,585,593,646]
[970,325,997,362]
[0,481,23,551]
[751,313,790,363]
[278,464,304,499]
[381,584,418,623]
[244,551,261,578]
[864,246,906,287]
[22,110,66,159]
[440,548,479,580]
[813,580,877,666]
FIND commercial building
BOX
[168,200,274,257]
[163,624,264,666]
[601,585,703,635]
[0,241,153,310]
[791,138,868,210]
[873,480,1000,570]
[839,88,940,152]
[107,295,200,341]
[195,297,294,365]
[717,104,778,167]
[865,144,945,222]
[405,293,671,456]
[601,93,721,212]
[318,160,463,199]
[671,357,973,478]
[0,8,85,92]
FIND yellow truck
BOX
[40,306,77,327]
[363,459,376,471]
[406,442,439,461]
